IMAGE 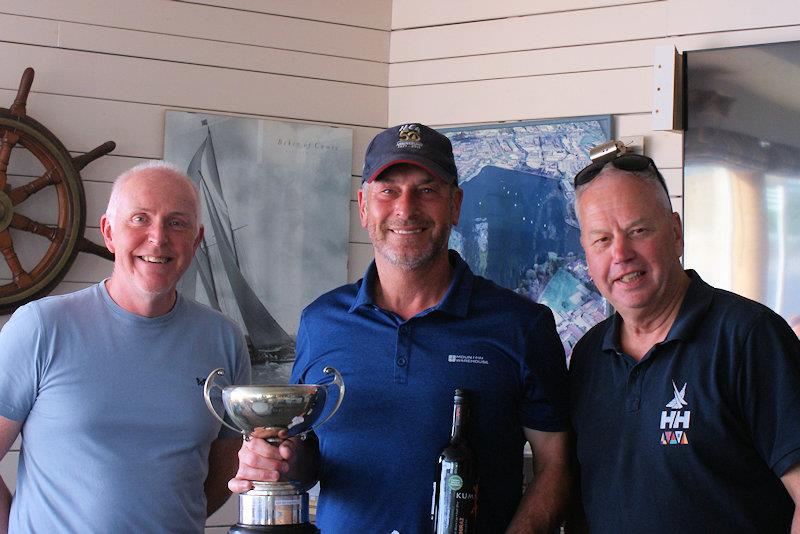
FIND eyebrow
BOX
[584,217,653,234]
[127,208,194,218]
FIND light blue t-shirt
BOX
[0,283,250,534]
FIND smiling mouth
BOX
[619,271,644,283]
[391,228,423,235]
[139,255,172,264]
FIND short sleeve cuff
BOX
[772,446,800,478]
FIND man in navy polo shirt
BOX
[231,123,571,533]
[569,151,800,532]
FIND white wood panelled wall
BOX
[2,0,800,530]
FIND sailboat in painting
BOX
[178,120,295,364]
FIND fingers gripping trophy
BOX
[204,367,345,533]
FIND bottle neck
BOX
[450,402,464,442]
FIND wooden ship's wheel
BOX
[0,67,115,314]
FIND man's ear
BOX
[357,186,368,228]
[193,225,204,251]
[451,187,464,226]
[100,214,115,254]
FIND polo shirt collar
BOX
[347,250,473,318]
[662,269,714,343]
[600,269,713,352]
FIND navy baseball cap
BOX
[361,123,458,185]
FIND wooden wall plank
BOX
[0,88,165,159]
[390,38,653,87]
[667,0,800,36]
[48,20,387,87]
[390,3,667,62]
[0,12,59,46]
[3,0,388,62]
[348,242,373,283]
[76,154,151,184]
[0,43,386,128]
[391,0,659,29]
[673,25,800,54]
[186,0,392,30]
[390,25,800,87]
[389,68,651,128]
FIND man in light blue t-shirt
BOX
[0,162,250,533]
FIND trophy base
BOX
[236,481,315,529]
[229,524,319,534]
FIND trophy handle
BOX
[203,368,248,438]
[306,366,346,434]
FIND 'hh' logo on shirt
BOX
[660,380,690,445]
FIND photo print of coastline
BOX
[440,117,611,359]
[164,111,352,382]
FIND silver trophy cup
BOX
[204,367,345,534]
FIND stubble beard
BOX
[371,220,452,271]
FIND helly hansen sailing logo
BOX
[660,380,690,445]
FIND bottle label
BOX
[447,474,463,491]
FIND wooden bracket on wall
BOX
[652,45,684,131]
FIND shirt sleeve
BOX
[290,309,310,385]
[738,310,800,477]
[0,303,45,423]
[519,307,570,432]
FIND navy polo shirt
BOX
[570,270,800,533]
[292,250,568,533]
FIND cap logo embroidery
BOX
[396,124,423,149]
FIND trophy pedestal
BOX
[229,482,318,534]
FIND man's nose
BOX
[148,224,167,245]
[394,190,419,218]
[611,235,635,263]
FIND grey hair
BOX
[574,162,672,220]
[105,160,201,229]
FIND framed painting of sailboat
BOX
[163,111,353,382]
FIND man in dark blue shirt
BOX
[231,123,571,533]
[569,152,800,532]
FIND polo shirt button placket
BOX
[394,322,411,384]
[627,366,642,412]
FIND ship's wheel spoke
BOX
[10,213,63,243]
[7,169,60,206]
[0,228,32,288]
[0,130,20,190]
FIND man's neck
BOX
[372,253,454,321]
[619,273,691,361]
[104,278,177,318]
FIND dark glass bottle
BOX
[431,389,478,534]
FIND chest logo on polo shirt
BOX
[448,354,489,365]
[660,380,690,445]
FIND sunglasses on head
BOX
[573,153,670,197]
